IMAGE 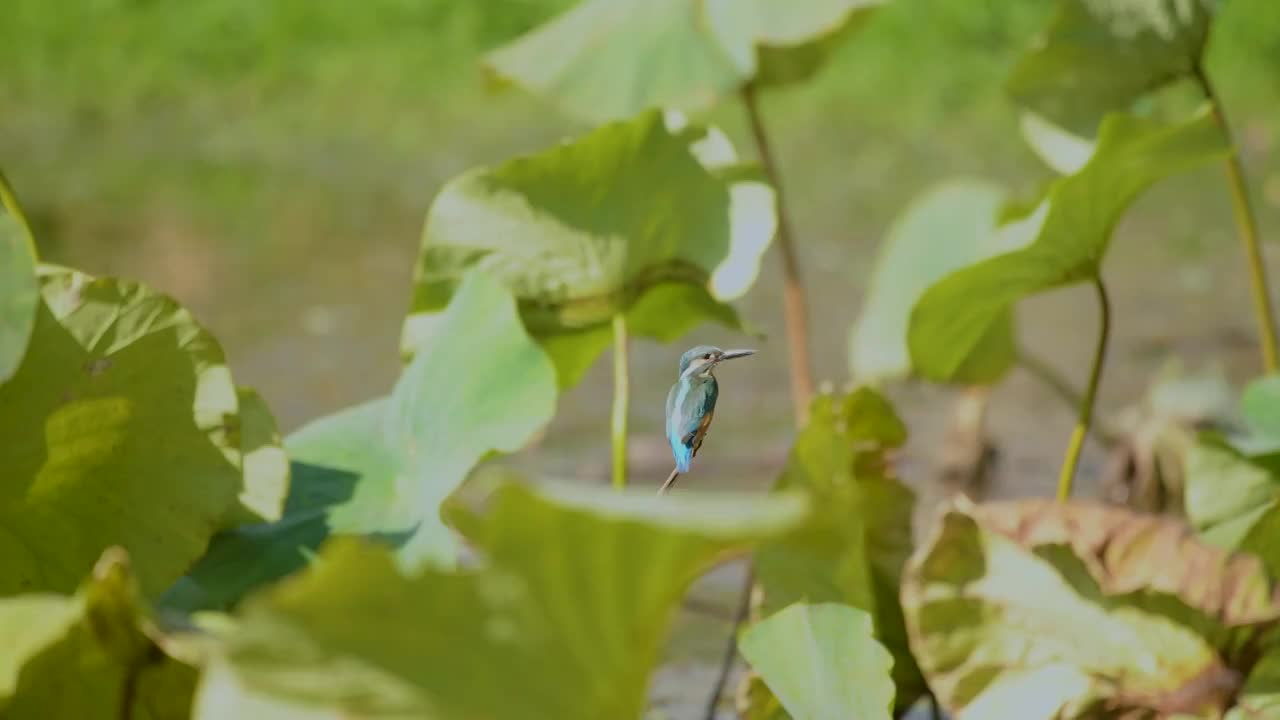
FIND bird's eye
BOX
[702,353,712,360]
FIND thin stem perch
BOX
[611,313,629,489]
[1056,278,1110,501]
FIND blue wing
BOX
[666,379,718,473]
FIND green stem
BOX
[1194,65,1279,372]
[611,313,629,490]
[742,83,815,426]
[1056,278,1110,501]
[702,566,755,720]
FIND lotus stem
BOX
[1056,278,1110,501]
[742,82,815,426]
[1194,65,1279,372]
[611,313,629,489]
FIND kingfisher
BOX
[659,345,756,494]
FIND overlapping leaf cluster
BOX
[4,0,1277,718]
[903,499,1280,718]
[749,389,922,715]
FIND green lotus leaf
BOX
[1007,0,1217,134]
[222,386,290,526]
[485,0,882,123]
[0,171,38,384]
[739,602,895,720]
[1184,435,1280,580]
[166,272,557,611]
[0,266,244,597]
[903,498,1280,717]
[0,547,198,717]
[1242,374,1280,441]
[908,108,1231,382]
[402,110,774,387]
[196,481,808,720]
[850,180,1022,384]
[751,389,922,716]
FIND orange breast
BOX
[692,409,714,455]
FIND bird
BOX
[659,345,755,494]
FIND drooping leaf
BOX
[908,109,1231,382]
[1184,435,1280,580]
[0,171,38,384]
[197,481,808,720]
[752,389,923,714]
[166,272,557,611]
[402,110,774,387]
[1007,0,1217,134]
[903,498,1280,718]
[0,267,243,597]
[0,547,198,717]
[849,180,1021,383]
[739,602,895,720]
[485,0,882,123]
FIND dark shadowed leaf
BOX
[849,180,1020,383]
[1227,644,1280,719]
[484,0,881,123]
[908,109,1230,382]
[752,389,922,714]
[0,267,243,597]
[0,547,198,717]
[739,602,894,720]
[0,171,38,383]
[167,273,557,611]
[903,498,1280,718]
[1007,0,1217,134]
[196,481,807,720]
[402,111,773,387]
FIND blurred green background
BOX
[4,0,1280,497]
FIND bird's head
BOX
[678,345,755,379]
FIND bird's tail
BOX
[658,467,680,495]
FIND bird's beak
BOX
[718,349,756,361]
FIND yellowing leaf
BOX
[903,498,1280,718]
